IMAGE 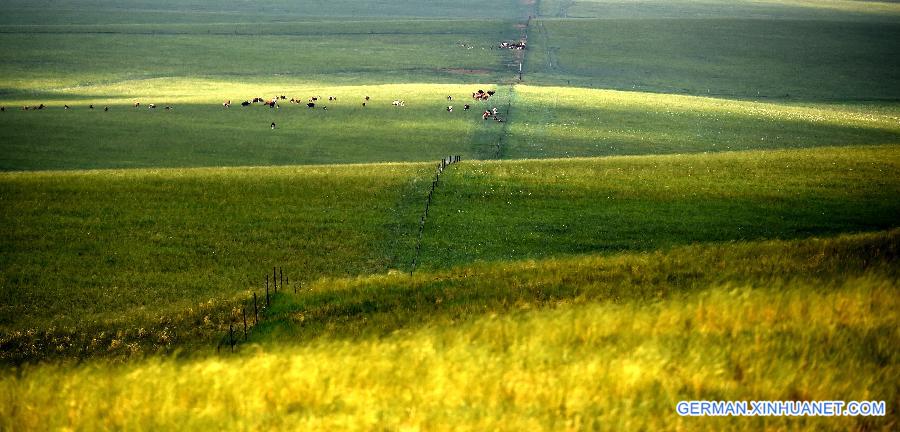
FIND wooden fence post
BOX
[242,306,248,340]
[229,322,234,353]
[253,292,259,325]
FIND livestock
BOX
[447,95,452,100]
[271,122,276,129]
[164,106,172,110]
[446,106,453,112]
[307,102,315,108]
[323,106,327,111]
[487,90,495,96]
[133,102,141,108]
[241,101,251,107]
[392,100,405,107]
[482,110,492,120]
[0,107,4,112]
[365,96,370,101]
[223,100,231,108]
[328,96,336,101]
[104,106,109,112]
[89,104,94,109]
[148,104,156,109]
[464,104,470,110]
[37,104,45,110]
[362,102,366,107]
[64,105,70,110]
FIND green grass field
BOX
[0,0,898,429]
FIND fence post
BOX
[279,267,283,292]
[266,276,270,308]
[273,267,277,294]
[242,306,248,340]
[253,292,259,325]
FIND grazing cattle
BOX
[223,100,231,108]
[447,95,452,100]
[241,101,251,107]
[279,95,286,100]
[309,97,318,102]
[487,90,495,96]
[133,102,140,108]
[323,106,327,111]
[252,97,263,103]
[446,106,453,112]
[365,96,370,101]
[464,104,470,110]
[23,106,30,111]
[164,106,172,110]
[64,105,70,110]
[328,96,334,101]
[271,122,276,129]
[392,100,405,107]
[492,107,499,116]
[482,110,492,120]
[0,107,4,112]
[89,104,94,110]
[37,104,45,110]
[148,104,156,109]
[104,106,109,112]
[307,102,315,108]
[362,102,366,107]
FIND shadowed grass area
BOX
[0,230,895,431]
[526,18,900,100]
[419,145,900,268]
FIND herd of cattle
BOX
[2,88,504,123]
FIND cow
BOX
[482,110,492,120]
[365,96,370,101]
[322,106,327,111]
[148,104,156,109]
[309,97,318,102]
[133,102,141,108]
[23,106,30,111]
[446,106,453,112]
[392,100,405,107]
[64,105,70,110]
[89,104,94,110]
[464,104,470,110]
[487,90,496,96]
[165,106,172,110]
[223,100,231,108]
[104,106,109,112]
[37,104,45,110]
[362,102,366,107]
[307,102,315,108]
[271,122,276,129]
[447,95,452,101]
[241,101,251,107]
[492,107,499,116]
[279,95,286,100]
[0,107,4,112]
[328,96,335,101]
[252,97,263,103]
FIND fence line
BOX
[411,155,461,273]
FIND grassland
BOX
[1,231,896,431]
[0,163,434,332]
[526,18,900,99]
[0,0,898,429]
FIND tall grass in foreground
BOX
[1,231,896,431]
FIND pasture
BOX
[0,0,898,430]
